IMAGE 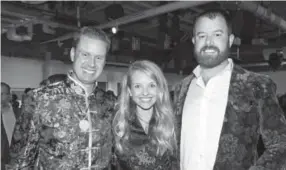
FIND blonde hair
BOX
[113,60,177,156]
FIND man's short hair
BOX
[1,82,11,93]
[193,9,233,35]
[72,26,111,52]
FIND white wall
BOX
[1,56,44,89]
[2,56,285,95]
[259,71,286,95]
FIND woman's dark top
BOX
[114,114,178,170]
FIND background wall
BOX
[259,71,286,95]
[1,56,285,96]
[1,56,184,95]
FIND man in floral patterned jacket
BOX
[7,27,117,170]
[175,9,286,170]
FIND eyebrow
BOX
[196,32,206,35]
[214,29,224,33]
[196,29,224,35]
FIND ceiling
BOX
[1,1,286,74]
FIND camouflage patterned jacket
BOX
[174,64,286,170]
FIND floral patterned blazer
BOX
[174,64,286,170]
[7,75,117,170]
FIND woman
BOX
[113,60,178,170]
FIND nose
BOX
[205,35,213,46]
[142,86,149,96]
[88,56,96,67]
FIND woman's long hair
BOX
[113,60,177,156]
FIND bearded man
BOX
[174,9,286,170]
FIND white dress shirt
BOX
[2,103,16,145]
[180,59,234,170]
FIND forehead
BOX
[77,35,107,55]
[194,15,228,33]
[130,71,155,83]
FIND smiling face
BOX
[70,35,107,85]
[192,14,234,68]
[129,71,158,112]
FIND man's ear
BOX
[192,37,195,45]
[229,34,235,48]
[70,47,75,62]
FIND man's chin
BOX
[199,62,221,68]
[78,78,97,85]
[196,55,228,68]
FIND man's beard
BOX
[194,45,229,68]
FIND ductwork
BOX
[41,1,212,44]
[6,23,33,42]
[96,1,210,29]
[236,1,286,31]
[42,23,56,34]
[2,28,8,34]
[21,1,47,5]
[1,8,78,31]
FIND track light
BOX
[111,27,117,34]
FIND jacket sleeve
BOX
[6,92,40,170]
[250,79,286,170]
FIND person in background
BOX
[1,82,17,170]
[7,26,117,170]
[11,94,20,118]
[113,60,178,170]
[11,94,19,108]
[174,9,286,170]
[21,88,34,108]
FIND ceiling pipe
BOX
[236,1,286,31]
[240,61,286,68]
[1,5,78,31]
[134,1,203,13]
[96,1,209,29]
[41,1,211,44]
[133,1,195,25]
[21,1,47,5]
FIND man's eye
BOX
[198,35,206,39]
[215,33,222,37]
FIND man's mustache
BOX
[200,46,220,53]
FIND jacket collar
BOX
[175,63,246,117]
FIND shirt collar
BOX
[193,58,234,78]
